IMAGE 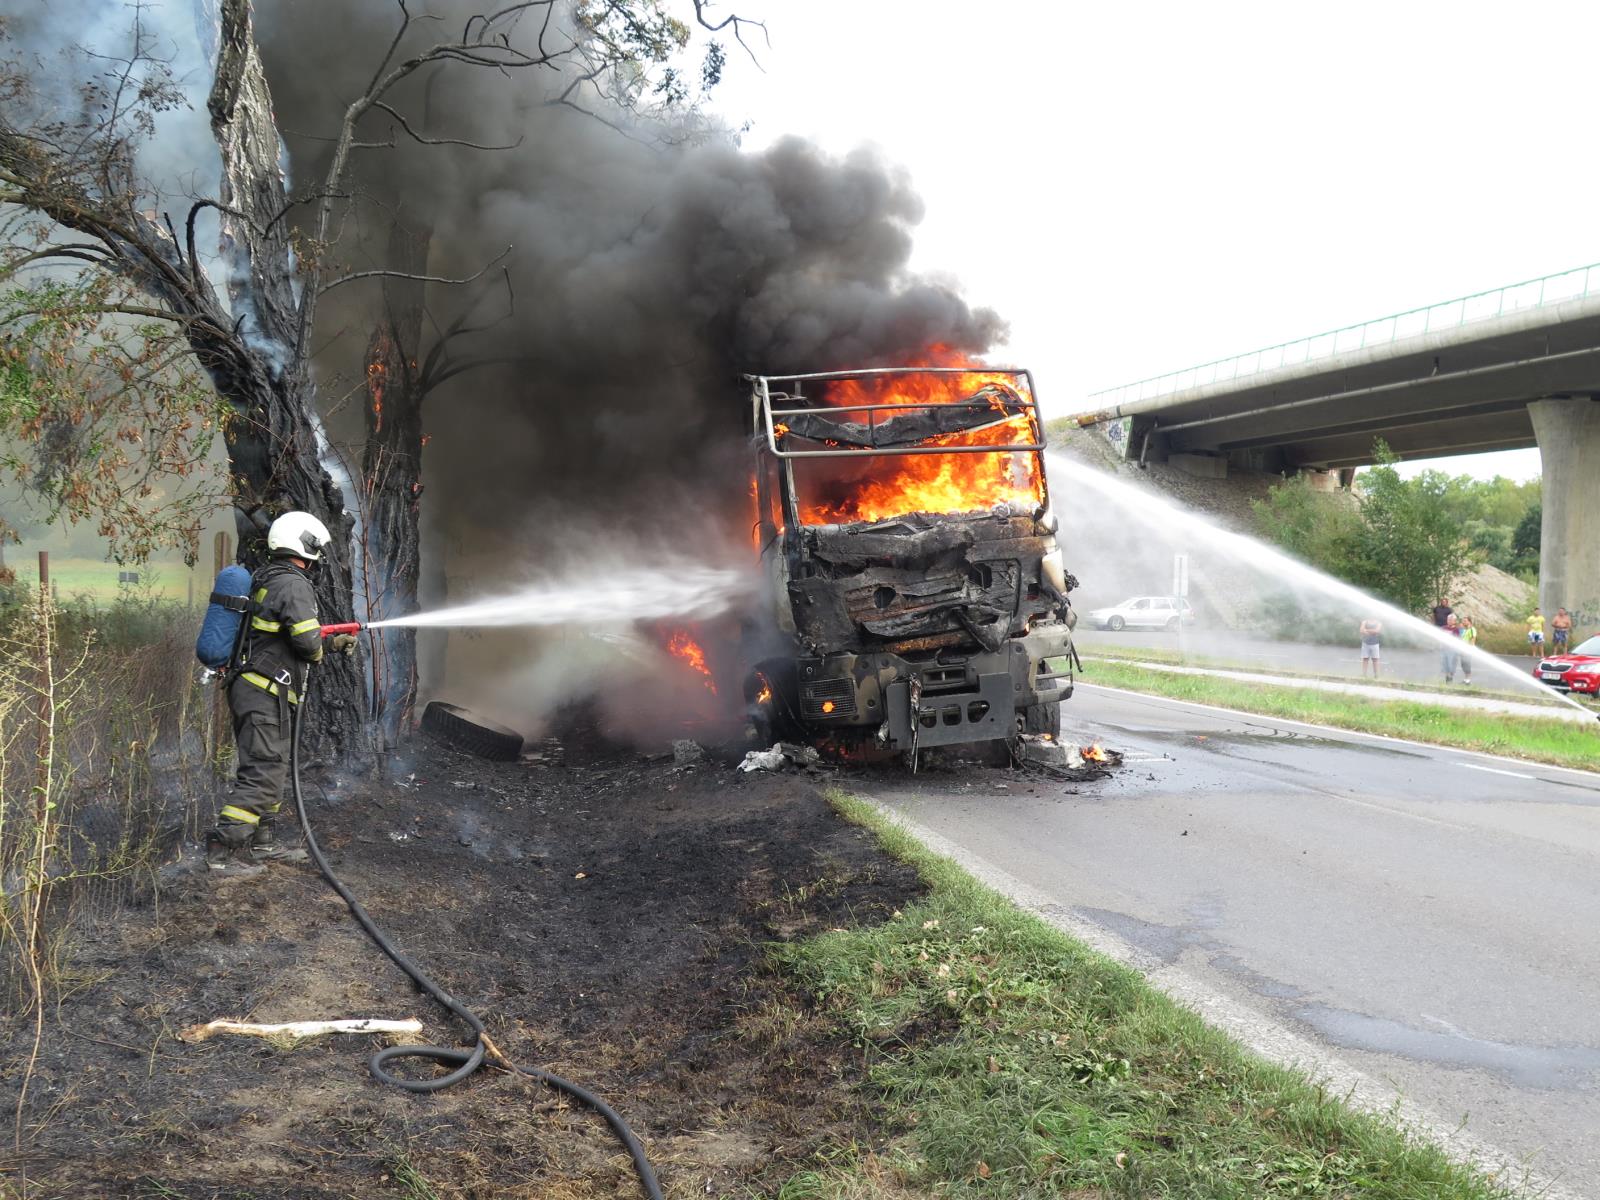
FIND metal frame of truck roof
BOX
[744,367,1044,460]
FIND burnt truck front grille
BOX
[919,665,970,692]
[802,676,857,720]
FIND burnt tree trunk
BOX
[207,0,364,759]
[360,219,429,747]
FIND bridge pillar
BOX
[1529,397,1600,632]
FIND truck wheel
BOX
[1023,703,1061,739]
[1108,615,1125,631]
[420,701,524,761]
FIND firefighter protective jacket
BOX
[237,559,323,704]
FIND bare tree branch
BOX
[369,100,524,151]
[319,245,513,296]
[692,0,768,66]
[184,198,256,289]
[0,245,114,276]
[418,267,515,389]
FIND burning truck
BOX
[743,367,1077,759]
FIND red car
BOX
[1535,634,1600,694]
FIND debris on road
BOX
[522,736,565,767]
[737,742,824,774]
[1082,742,1123,767]
[673,738,707,767]
[1018,734,1076,768]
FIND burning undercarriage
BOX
[745,367,1078,760]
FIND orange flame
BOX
[666,630,717,694]
[753,672,773,706]
[782,353,1043,526]
[366,358,387,434]
[1083,743,1111,763]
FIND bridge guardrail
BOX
[1087,262,1600,410]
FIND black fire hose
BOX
[287,676,663,1200]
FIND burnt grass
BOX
[0,726,923,1199]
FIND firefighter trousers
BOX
[216,675,292,846]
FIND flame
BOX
[666,630,717,694]
[821,699,835,714]
[782,355,1044,526]
[366,358,387,433]
[1083,742,1111,763]
[754,672,773,706]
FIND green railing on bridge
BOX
[1087,261,1600,410]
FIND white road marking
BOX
[1458,763,1535,780]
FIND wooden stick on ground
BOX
[179,1017,424,1045]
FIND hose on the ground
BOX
[287,676,664,1200]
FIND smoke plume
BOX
[16,0,1009,737]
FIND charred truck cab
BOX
[745,367,1078,759]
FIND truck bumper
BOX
[792,621,1074,751]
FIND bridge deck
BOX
[1079,265,1600,468]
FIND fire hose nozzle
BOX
[320,622,365,638]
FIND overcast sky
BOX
[711,1,1598,481]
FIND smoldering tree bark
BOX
[0,0,365,756]
[206,0,365,758]
[361,220,429,748]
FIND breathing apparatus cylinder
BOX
[195,564,255,669]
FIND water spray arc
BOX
[361,562,754,631]
[1047,452,1594,718]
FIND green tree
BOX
[1251,474,1364,579]
[0,275,227,563]
[1511,502,1542,578]
[1351,443,1479,614]
[1255,441,1481,616]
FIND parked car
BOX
[1085,595,1196,632]
[1533,634,1600,695]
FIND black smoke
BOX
[255,1,1005,547]
[257,1,1008,735]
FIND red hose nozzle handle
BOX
[320,622,365,638]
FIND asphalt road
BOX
[862,686,1600,1195]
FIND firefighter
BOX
[206,511,358,872]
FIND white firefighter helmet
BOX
[266,511,332,562]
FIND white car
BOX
[1086,595,1196,632]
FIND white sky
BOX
[710,1,1599,482]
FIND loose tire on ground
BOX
[420,701,524,761]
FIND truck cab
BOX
[745,367,1076,760]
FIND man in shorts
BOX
[1552,607,1572,653]
[1359,617,1382,678]
[1528,608,1546,657]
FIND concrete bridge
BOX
[1072,264,1600,627]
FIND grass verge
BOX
[772,793,1519,1199]
[1081,659,1600,772]
[1075,640,1562,704]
